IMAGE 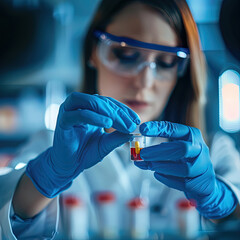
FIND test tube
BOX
[130,125,146,161]
[127,197,150,239]
[176,199,199,239]
[94,191,119,239]
[62,195,89,240]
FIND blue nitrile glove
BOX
[134,121,238,219]
[26,92,140,198]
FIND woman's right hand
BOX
[26,92,140,198]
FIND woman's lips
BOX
[125,100,150,110]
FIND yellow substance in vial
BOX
[135,141,140,154]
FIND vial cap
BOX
[131,125,141,136]
[127,197,146,209]
[177,199,196,210]
[63,195,82,207]
[95,191,116,203]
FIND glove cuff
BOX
[26,147,72,198]
[195,180,238,219]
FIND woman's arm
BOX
[12,173,54,219]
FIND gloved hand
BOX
[135,121,237,219]
[26,92,140,198]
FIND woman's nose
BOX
[133,64,155,89]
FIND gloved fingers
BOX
[109,108,137,133]
[96,95,141,125]
[59,109,113,130]
[63,92,137,133]
[140,141,201,161]
[146,161,199,177]
[99,131,134,158]
[154,172,185,191]
[94,95,138,133]
[140,121,194,141]
[63,92,96,111]
[134,161,149,170]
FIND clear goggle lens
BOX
[95,32,189,81]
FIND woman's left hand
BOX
[135,121,237,219]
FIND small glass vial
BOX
[130,125,146,161]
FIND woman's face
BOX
[93,3,179,123]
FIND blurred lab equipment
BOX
[51,1,80,86]
[218,69,240,133]
[127,197,150,239]
[0,1,55,78]
[62,195,89,240]
[176,199,200,239]
[0,106,17,133]
[45,79,67,131]
[218,0,240,135]
[0,0,55,169]
[219,0,240,62]
[94,191,119,239]
[127,179,150,239]
[12,0,39,8]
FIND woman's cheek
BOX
[97,67,131,98]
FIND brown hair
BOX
[81,0,206,131]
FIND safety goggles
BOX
[94,30,190,81]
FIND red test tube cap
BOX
[63,195,82,207]
[95,191,116,203]
[177,199,196,210]
[127,197,146,209]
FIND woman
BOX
[0,0,239,239]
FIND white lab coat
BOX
[0,130,240,239]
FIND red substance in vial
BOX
[131,147,143,161]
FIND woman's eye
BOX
[112,48,140,62]
[156,56,178,68]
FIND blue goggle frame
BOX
[94,30,190,59]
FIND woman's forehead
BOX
[105,2,179,47]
